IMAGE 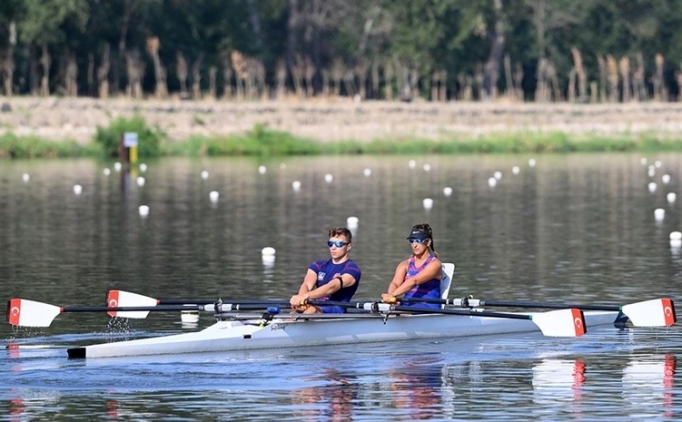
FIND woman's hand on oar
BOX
[396,297,677,327]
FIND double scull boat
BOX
[6,289,676,359]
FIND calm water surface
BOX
[1,154,682,420]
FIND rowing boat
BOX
[65,309,620,359]
[7,289,675,359]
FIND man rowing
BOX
[289,227,362,314]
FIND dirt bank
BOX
[1,97,681,143]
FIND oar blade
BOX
[531,308,586,337]
[7,299,61,327]
[621,298,676,327]
[106,290,156,319]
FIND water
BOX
[1,154,682,420]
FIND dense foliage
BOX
[0,0,681,102]
[94,115,163,157]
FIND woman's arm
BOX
[381,260,408,301]
[389,258,442,297]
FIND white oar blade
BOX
[106,290,156,319]
[531,308,586,337]
[621,298,676,327]
[7,299,61,327]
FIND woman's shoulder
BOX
[428,255,443,265]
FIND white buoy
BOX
[648,182,657,193]
[494,171,502,180]
[22,173,30,182]
[512,166,520,175]
[408,160,416,169]
[423,198,434,209]
[363,168,372,177]
[640,157,647,165]
[347,216,359,228]
[73,184,83,195]
[180,311,199,324]
[667,193,677,204]
[201,170,209,180]
[655,160,662,168]
[139,205,150,216]
[324,174,334,183]
[528,158,536,167]
[443,187,453,197]
[648,166,656,177]
[423,164,431,172]
[139,163,147,172]
[136,176,145,187]
[292,180,301,191]
[662,174,671,184]
[655,208,665,221]
[670,231,682,248]
[258,165,267,175]
[261,247,276,267]
[488,177,497,187]
[209,191,219,202]
[103,168,111,176]
[114,162,122,172]
[262,255,276,267]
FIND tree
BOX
[18,0,89,95]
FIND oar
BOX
[304,300,586,337]
[106,290,287,318]
[6,298,289,328]
[393,297,677,327]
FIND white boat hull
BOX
[67,311,621,359]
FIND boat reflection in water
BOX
[532,354,677,419]
[622,354,676,418]
[532,358,587,414]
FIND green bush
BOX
[198,124,321,156]
[94,115,164,158]
[0,133,98,158]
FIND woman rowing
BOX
[290,227,362,314]
[381,223,443,309]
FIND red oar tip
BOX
[571,308,586,337]
[7,298,21,326]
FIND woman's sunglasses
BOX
[407,238,428,244]
[328,240,349,248]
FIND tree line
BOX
[1,0,681,103]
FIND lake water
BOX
[1,154,681,420]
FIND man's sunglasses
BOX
[327,240,349,248]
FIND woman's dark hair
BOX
[411,223,437,257]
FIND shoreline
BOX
[1,97,682,144]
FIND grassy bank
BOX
[1,118,681,159]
